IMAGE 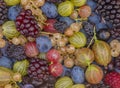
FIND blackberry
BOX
[83,21,94,36]
[95,0,120,28]
[54,21,68,33]
[0,50,2,57]
[6,43,26,61]
[0,0,8,25]
[110,28,120,40]
[115,55,120,70]
[28,58,50,81]
[22,75,56,88]
[15,10,40,37]
[82,21,95,46]
[87,81,110,88]
[97,28,111,41]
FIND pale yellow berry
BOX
[0,32,3,39]
[64,58,74,68]
[110,39,119,48]
[0,39,6,48]
[70,22,82,32]
[21,0,29,6]
[111,48,119,57]
[4,84,12,88]
[12,37,20,45]
[66,45,75,54]
[116,43,120,53]
[57,39,66,47]
[34,0,45,7]
[18,35,27,45]
[13,73,22,82]
[27,36,35,42]
[70,10,78,19]
[64,28,74,37]
[50,37,57,46]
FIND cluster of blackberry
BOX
[6,43,26,61]
[94,0,120,28]
[0,0,8,25]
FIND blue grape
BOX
[71,66,85,84]
[61,66,71,77]
[8,5,22,21]
[87,0,97,11]
[58,17,74,27]
[88,12,101,24]
[36,36,52,53]
[115,69,120,73]
[96,23,107,31]
[23,84,35,88]
[41,2,58,18]
[0,56,13,69]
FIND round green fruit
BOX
[72,84,85,88]
[71,0,86,7]
[2,21,20,39]
[0,67,14,87]
[4,0,20,6]
[58,1,74,16]
[13,60,29,76]
[85,64,103,84]
[75,48,94,67]
[55,76,73,88]
[92,40,112,66]
[69,32,86,48]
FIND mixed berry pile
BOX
[0,0,120,88]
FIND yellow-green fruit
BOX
[4,0,20,6]
[55,76,73,88]
[0,67,14,87]
[72,84,85,88]
[85,64,103,84]
[71,0,86,7]
[75,48,94,67]
[92,40,112,66]
[2,21,20,39]
[58,1,74,16]
[69,32,86,48]
[13,60,29,76]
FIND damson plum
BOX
[0,56,13,69]
[71,66,85,84]
[36,36,52,53]
[41,2,58,18]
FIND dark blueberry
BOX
[97,29,111,41]
[87,0,97,11]
[88,12,101,24]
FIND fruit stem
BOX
[75,18,88,22]
[87,37,94,48]
[93,26,97,41]
[40,32,54,35]
[87,26,97,48]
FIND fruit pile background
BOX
[0,0,120,88]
